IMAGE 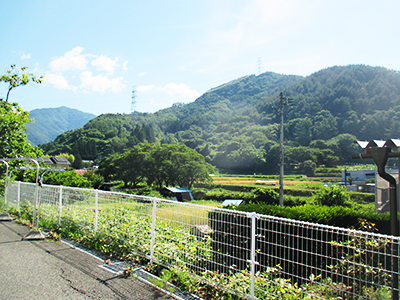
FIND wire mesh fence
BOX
[6,181,400,299]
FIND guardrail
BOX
[6,181,400,299]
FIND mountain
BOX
[26,106,96,146]
[41,72,302,158]
[40,65,400,174]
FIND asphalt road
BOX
[0,221,174,300]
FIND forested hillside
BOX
[27,106,95,145]
[41,65,400,174]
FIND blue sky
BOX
[1,1,399,116]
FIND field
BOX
[212,176,321,185]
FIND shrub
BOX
[348,191,375,203]
[236,203,391,233]
[313,185,350,206]
[251,187,279,205]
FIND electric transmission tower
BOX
[131,86,137,113]
[257,57,263,75]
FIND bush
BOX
[235,203,391,233]
[348,191,375,203]
[313,185,350,206]
[251,187,279,205]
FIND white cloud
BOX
[91,55,118,74]
[50,46,88,72]
[21,53,31,60]
[122,60,129,72]
[43,73,76,91]
[161,82,200,99]
[137,84,155,92]
[79,71,125,93]
[139,72,146,76]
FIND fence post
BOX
[247,212,258,300]
[58,186,63,225]
[149,198,157,264]
[94,189,99,234]
[17,181,21,209]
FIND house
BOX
[37,156,71,170]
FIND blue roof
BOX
[165,187,192,193]
[221,199,243,206]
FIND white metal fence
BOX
[6,181,400,299]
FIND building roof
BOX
[51,156,70,164]
[164,187,192,193]
[38,157,54,165]
[221,199,243,206]
[355,139,400,150]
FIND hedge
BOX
[235,203,391,234]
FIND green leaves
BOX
[0,65,43,165]
[1,64,43,102]
[0,101,43,159]
[313,185,350,206]
[98,143,214,189]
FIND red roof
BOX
[75,170,87,176]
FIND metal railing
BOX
[6,181,400,299]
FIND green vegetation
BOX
[313,185,350,206]
[15,168,95,188]
[98,143,214,189]
[0,101,43,159]
[0,64,42,102]
[0,65,43,179]
[39,65,400,175]
[8,198,388,300]
[27,107,96,146]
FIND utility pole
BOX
[277,92,292,207]
[279,92,284,206]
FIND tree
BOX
[164,144,214,188]
[116,143,155,187]
[97,154,120,182]
[98,143,214,189]
[0,101,42,159]
[0,65,43,160]
[312,110,338,140]
[293,118,312,146]
[1,64,43,102]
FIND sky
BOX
[1,0,400,116]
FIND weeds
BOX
[10,200,395,300]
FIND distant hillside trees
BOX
[27,107,96,146]
[98,143,214,189]
[40,65,400,174]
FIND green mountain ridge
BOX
[26,106,96,146]
[40,65,400,174]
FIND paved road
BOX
[0,221,174,300]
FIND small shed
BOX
[162,187,193,202]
